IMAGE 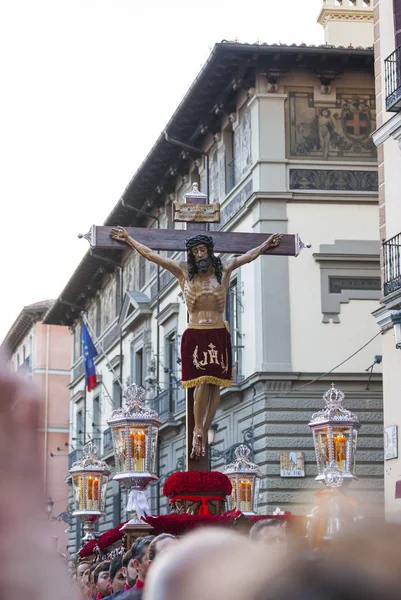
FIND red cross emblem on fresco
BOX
[344,111,369,137]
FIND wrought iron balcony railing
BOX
[383,233,401,296]
[385,47,401,112]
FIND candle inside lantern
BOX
[93,478,99,503]
[78,476,83,510]
[239,480,252,512]
[232,481,237,508]
[138,431,146,471]
[129,432,136,470]
[87,476,93,510]
[334,433,347,470]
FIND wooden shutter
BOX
[394,0,401,48]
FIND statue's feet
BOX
[190,428,205,460]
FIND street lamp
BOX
[69,441,110,542]
[107,383,161,526]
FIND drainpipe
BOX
[44,324,50,493]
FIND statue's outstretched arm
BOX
[111,226,184,279]
[225,233,282,272]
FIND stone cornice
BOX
[372,305,394,333]
[317,7,374,28]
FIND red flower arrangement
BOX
[144,511,241,536]
[97,521,127,550]
[163,471,232,497]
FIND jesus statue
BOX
[111,226,282,459]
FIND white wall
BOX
[288,202,382,373]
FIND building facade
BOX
[372,0,401,520]
[45,1,384,557]
[1,301,71,553]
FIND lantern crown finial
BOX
[109,383,160,422]
[309,384,359,425]
[224,444,262,476]
[70,441,110,473]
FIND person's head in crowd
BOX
[77,561,92,592]
[83,569,92,598]
[88,564,98,599]
[148,534,177,566]
[145,529,282,600]
[131,535,155,587]
[94,561,112,599]
[122,549,137,589]
[108,557,126,594]
[249,519,286,544]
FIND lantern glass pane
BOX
[253,477,260,513]
[352,429,358,472]
[84,472,102,511]
[331,427,348,472]
[316,430,330,473]
[238,477,253,513]
[111,426,129,473]
[100,474,108,512]
[128,426,147,472]
[149,427,158,474]
[72,474,84,511]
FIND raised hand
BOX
[266,233,283,249]
[110,226,130,243]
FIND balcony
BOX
[383,233,401,296]
[385,47,401,112]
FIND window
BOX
[115,271,122,317]
[226,278,244,381]
[113,490,121,527]
[112,380,121,411]
[139,256,146,289]
[394,0,401,48]
[223,127,235,193]
[166,332,179,413]
[135,348,144,387]
[92,396,101,450]
[95,296,101,337]
[76,409,84,448]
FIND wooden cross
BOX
[81,186,309,471]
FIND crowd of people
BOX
[74,522,289,600]
[4,344,401,600]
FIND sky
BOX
[0,0,324,341]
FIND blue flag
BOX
[82,322,98,392]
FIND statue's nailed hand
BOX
[266,233,283,249]
[111,226,130,243]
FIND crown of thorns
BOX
[185,234,214,250]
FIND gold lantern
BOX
[308,384,360,488]
[107,383,161,525]
[69,442,110,541]
[223,445,262,515]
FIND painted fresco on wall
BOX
[287,91,376,161]
[234,107,252,183]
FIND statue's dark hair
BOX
[185,235,223,284]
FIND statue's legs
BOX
[191,383,220,460]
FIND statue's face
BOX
[191,244,208,259]
[191,244,211,273]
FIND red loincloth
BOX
[181,324,233,388]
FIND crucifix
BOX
[81,184,310,472]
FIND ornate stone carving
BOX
[289,169,378,192]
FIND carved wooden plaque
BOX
[173,201,220,223]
